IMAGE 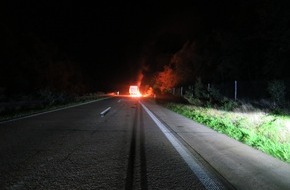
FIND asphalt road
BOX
[1,96,289,190]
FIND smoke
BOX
[135,57,149,87]
[137,70,143,87]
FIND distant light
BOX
[129,85,142,97]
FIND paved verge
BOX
[143,100,290,190]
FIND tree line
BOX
[150,0,290,93]
[0,26,88,100]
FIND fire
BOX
[129,85,142,97]
[143,86,154,97]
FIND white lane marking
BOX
[118,99,122,103]
[0,97,110,124]
[100,107,111,117]
[140,102,221,190]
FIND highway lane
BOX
[0,97,229,189]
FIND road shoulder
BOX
[143,100,290,190]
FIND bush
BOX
[221,97,239,111]
[184,88,195,104]
[155,93,188,105]
[208,86,223,104]
[38,88,75,106]
[267,80,286,108]
[194,78,207,99]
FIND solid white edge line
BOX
[140,102,221,190]
[0,97,111,124]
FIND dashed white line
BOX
[100,107,111,117]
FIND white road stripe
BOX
[140,102,221,190]
[100,107,111,116]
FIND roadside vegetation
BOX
[156,80,290,163]
[0,90,106,122]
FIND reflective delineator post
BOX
[234,80,237,101]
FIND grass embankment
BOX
[165,103,290,163]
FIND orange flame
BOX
[129,85,142,97]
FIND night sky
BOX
[2,1,200,92]
[1,1,290,95]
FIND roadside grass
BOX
[0,94,107,122]
[165,103,290,163]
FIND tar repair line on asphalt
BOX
[140,102,222,190]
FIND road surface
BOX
[0,96,289,189]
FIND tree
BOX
[154,65,178,93]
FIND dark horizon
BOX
[1,0,290,96]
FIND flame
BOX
[143,86,154,97]
[129,85,142,97]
